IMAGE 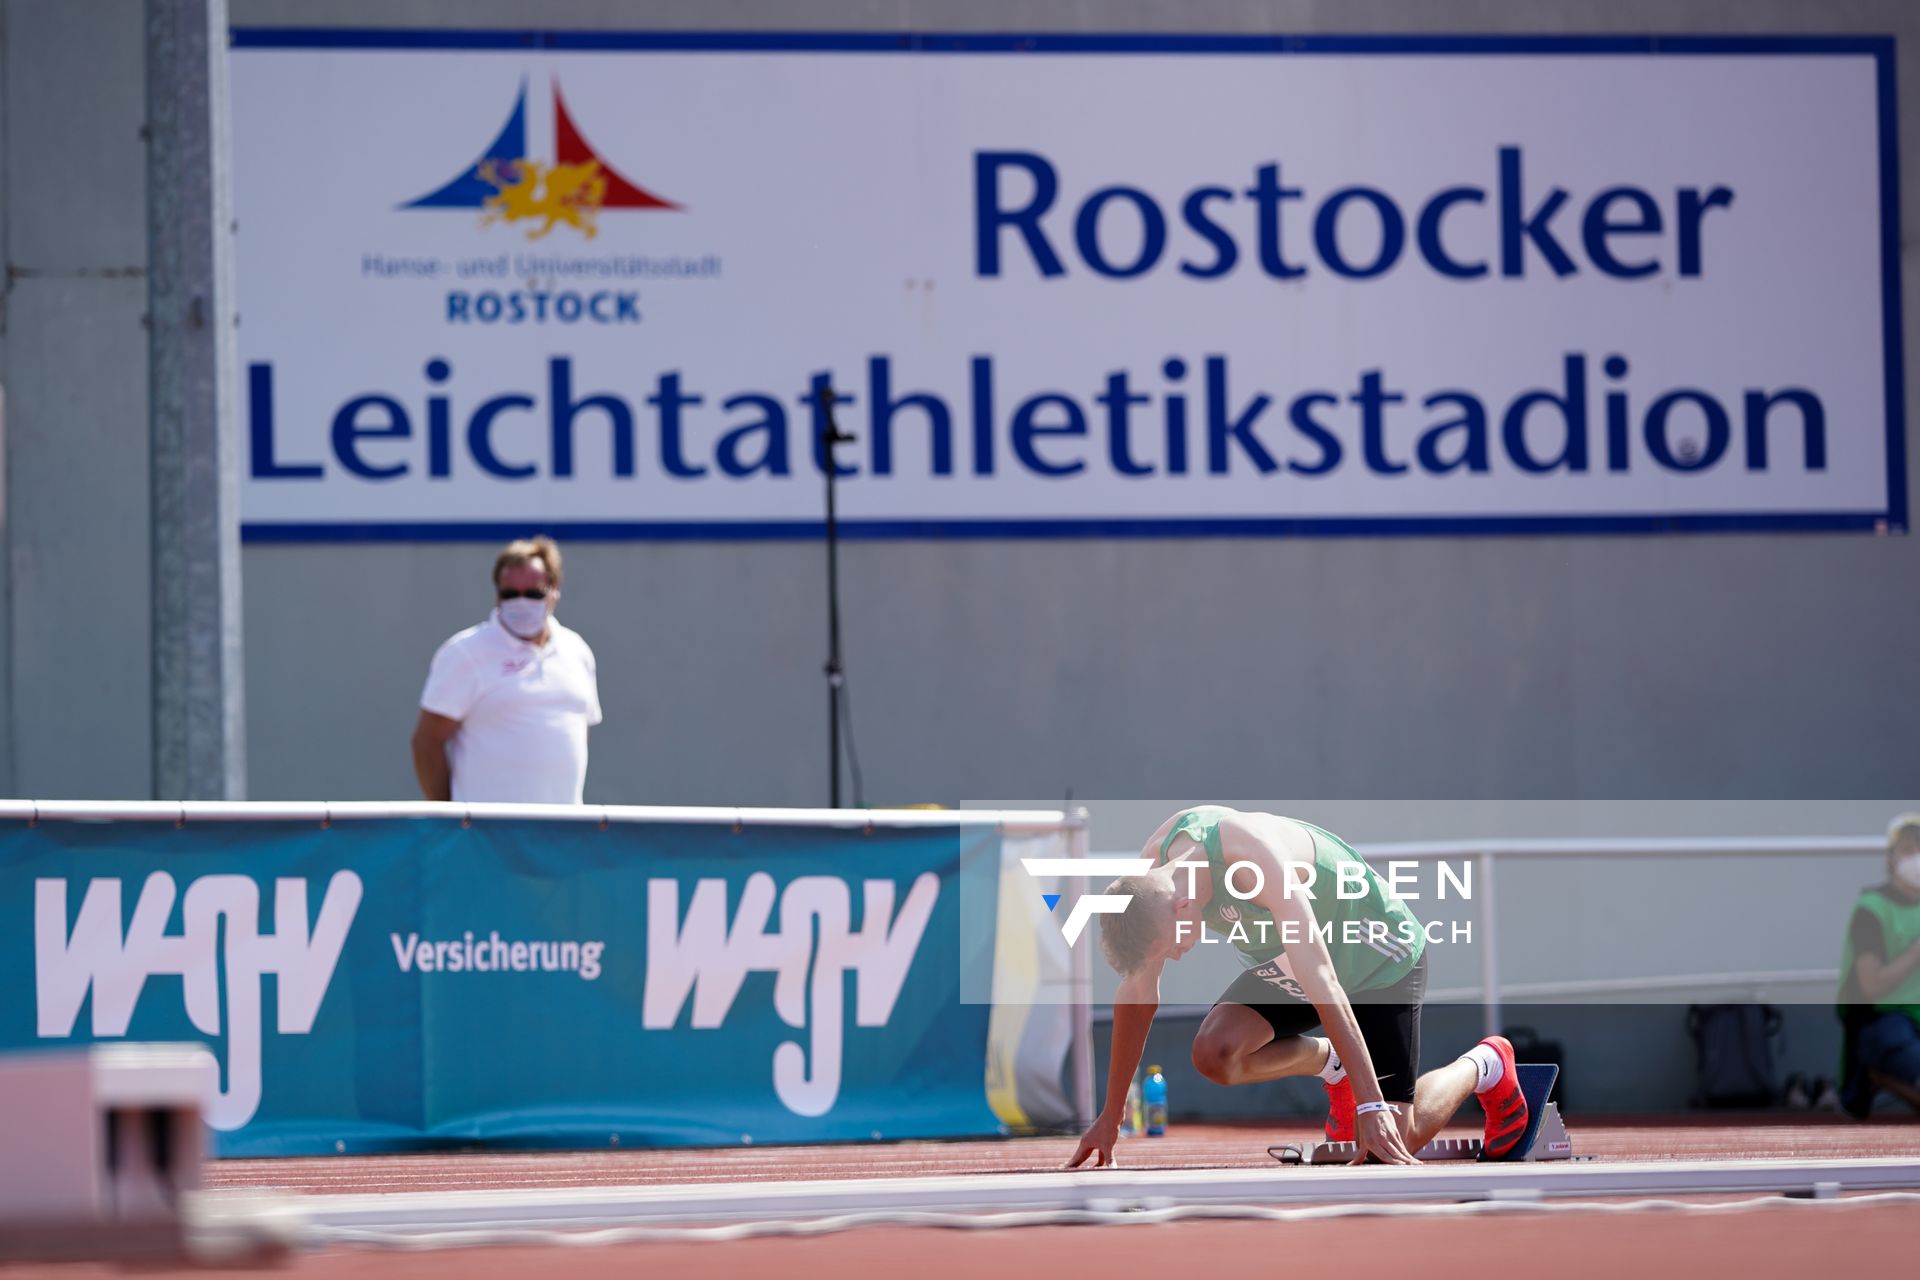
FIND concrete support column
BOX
[147,0,244,800]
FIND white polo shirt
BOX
[419,611,603,804]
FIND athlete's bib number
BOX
[1251,957,1308,1002]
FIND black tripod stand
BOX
[817,385,858,809]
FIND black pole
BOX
[818,385,851,809]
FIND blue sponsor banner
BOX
[2,816,1002,1155]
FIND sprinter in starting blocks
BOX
[1271,1062,1577,1164]
[1068,807,1541,1168]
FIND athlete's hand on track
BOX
[1066,1115,1121,1168]
[1351,1110,1419,1165]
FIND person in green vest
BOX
[1837,813,1920,1116]
[1066,806,1527,1168]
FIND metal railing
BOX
[1096,834,1883,1036]
[0,799,1082,831]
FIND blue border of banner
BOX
[229,30,1907,542]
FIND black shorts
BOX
[1212,953,1427,1104]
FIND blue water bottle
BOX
[1143,1064,1168,1136]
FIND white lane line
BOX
[247,1157,1920,1233]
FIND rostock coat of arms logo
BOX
[404,77,678,240]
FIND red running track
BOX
[201,1115,1920,1196]
[7,1117,1917,1279]
[116,1204,1920,1280]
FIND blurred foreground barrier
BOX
[0,1043,215,1260]
[1,802,1089,1156]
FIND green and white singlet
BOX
[1157,806,1425,995]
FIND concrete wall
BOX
[7,0,1918,808]
[0,0,152,800]
[231,0,1920,808]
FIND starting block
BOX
[0,1043,217,1261]
[1270,1063,1577,1165]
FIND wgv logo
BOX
[642,873,938,1117]
[1020,857,1151,946]
[34,872,363,1130]
[405,76,679,239]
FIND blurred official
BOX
[410,536,602,803]
[1839,814,1920,1115]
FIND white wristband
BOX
[1354,1100,1398,1117]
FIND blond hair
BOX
[1888,813,1920,851]
[1098,874,1171,978]
[493,535,562,590]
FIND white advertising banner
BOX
[230,33,1904,539]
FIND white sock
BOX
[1463,1043,1504,1094]
[1314,1038,1346,1085]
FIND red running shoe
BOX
[1324,1073,1355,1142]
[1477,1035,1529,1159]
